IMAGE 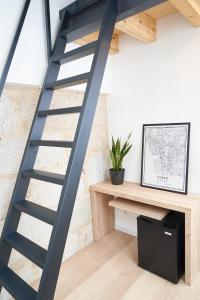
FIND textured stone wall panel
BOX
[0,84,109,299]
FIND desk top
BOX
[91,181,200,213]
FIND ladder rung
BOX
[38,106,82,116]
[5,233,46,269]
[52,41,97,64]
[14,200,56,226]
[46,72,89,90]
[22,169,65,185]
[30,140,73,148]
[0,266,37,300]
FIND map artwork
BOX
[141,123,190,194]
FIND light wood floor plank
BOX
[64,240,141,300]
[32,230,200,300]
[55,231,132,300]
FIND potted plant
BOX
[109,133,132,185]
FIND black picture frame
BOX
[141,123,190,195]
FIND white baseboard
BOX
[115,224,137,237]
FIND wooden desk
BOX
[90,181,200,286]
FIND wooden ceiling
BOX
[75,0,200,54]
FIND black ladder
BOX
[0,0,117,299]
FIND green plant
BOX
[110,133,132,171]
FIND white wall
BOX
[0,0,58,86]
[59,0,76,9]
[0,0,112,93]
[108,14,200,236]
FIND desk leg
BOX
[91,191,115,241]
[185,208,200,286]
[185,212,192,285]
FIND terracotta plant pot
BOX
[109,169,125,185]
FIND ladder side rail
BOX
[0,0,31,97]
[37,1,118,299]
[0,12,67,273]
[44,0,52,63]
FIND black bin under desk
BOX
[137,211,185,283]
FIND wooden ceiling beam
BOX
[169,0,200,26]
[115,12,156,43]
[145,1,178,20]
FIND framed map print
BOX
[141,123,190,194]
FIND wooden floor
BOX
[35,231,200,300]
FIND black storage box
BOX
[137,211,185,283]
